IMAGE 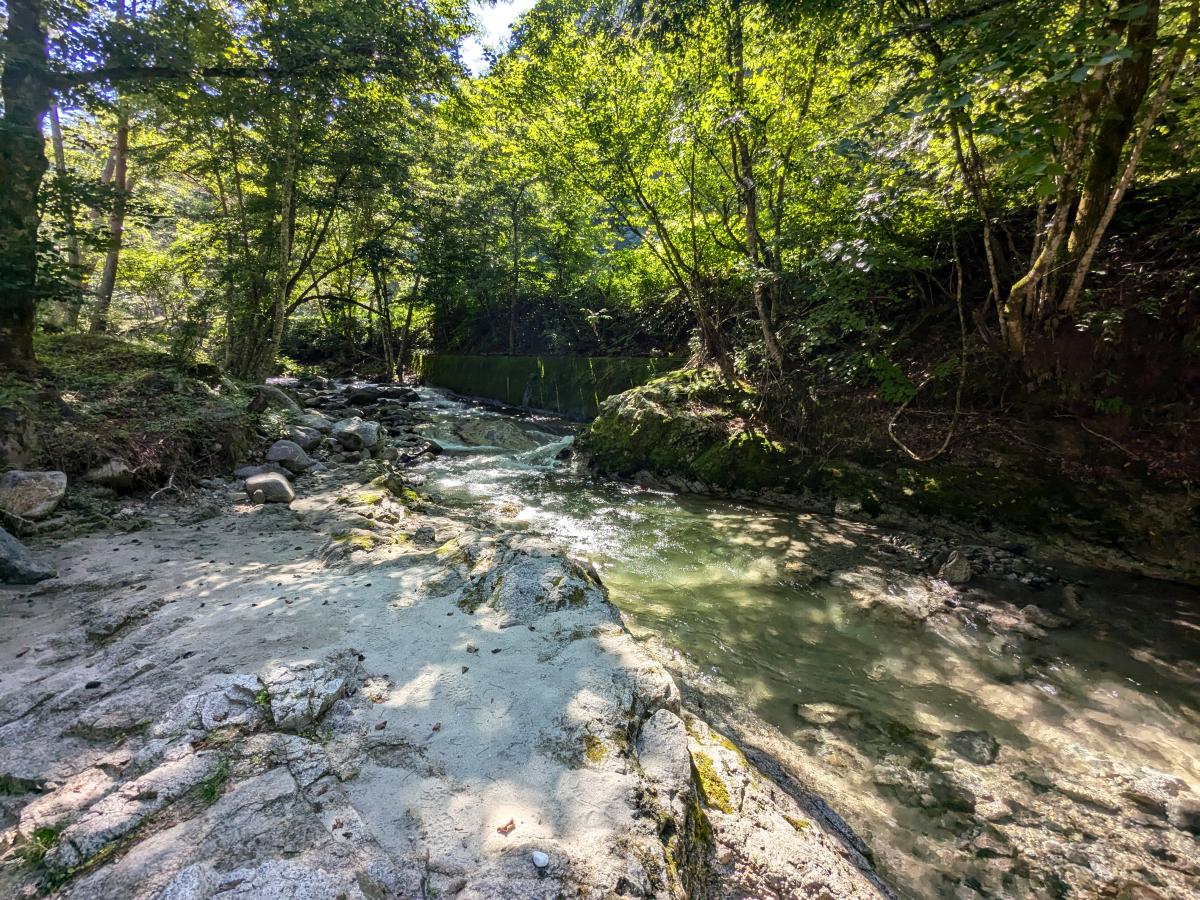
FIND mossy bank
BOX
[578,368,1200,582]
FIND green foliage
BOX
[26,0,1197,401]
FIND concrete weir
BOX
[414,354,681,419]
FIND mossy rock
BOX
[580,368,807,490]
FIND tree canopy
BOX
[2,0,1197,396]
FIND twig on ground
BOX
[1078,421,1141,462]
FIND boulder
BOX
[288,425,322,451]
[265,439,313,473]
[248,384,302,415]
[938,550,972,585]
[84,459,135,491]
[296,413,332,434]
[0,470,67,520]
[578,368,802,491]
[244,472,294,504]
[378,385,419,402]
[331,417,382,451]
[347,386,382,406]
[0,525,56,583]
[235,462,292,481]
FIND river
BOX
[404,386,1200,898]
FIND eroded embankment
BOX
[0,385,888,899]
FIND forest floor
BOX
[0,383,888,899]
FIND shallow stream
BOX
[406,388,1200,898]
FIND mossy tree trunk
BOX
[0,0,51,373]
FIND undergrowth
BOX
[0,334,257,487]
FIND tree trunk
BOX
[0,0,51,372]
[727,0,784,368]
[262,115,299,379]
[397,275,419,377]
[49,105,84,329]
[508,196,520,354]
[1066,1,1159,269]
[90,110,130,334]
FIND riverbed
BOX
[408,386,1200,899]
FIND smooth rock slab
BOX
[0,525,55,583]
[244,472,295,504]
[161,859,368,900]
[0,469,67,520]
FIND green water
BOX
[409,388,1200,898]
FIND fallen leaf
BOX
[497,819,516,836]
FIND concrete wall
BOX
[414,354,682,420]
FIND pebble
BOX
[531,850,549,869]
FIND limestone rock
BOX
[153,674,266,739]
[0,469,67,520]
[938,550,972,585]
[0,525,55,583]
[296,412,332,434]
[235,462,292,481]
[948,729,1000,765]
[1167,795,1200,833]
[248,384,302,415]
[262,650,362,731]
[244,472,294,504]
[287,424,322,451]
[266,439,313,473]
[85,458,136,490]
[331,417,382,451]
[160,860,368,900]
[47,749,221,870]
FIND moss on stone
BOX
[784,815,810,832]
[691,750,733,814]
[583,734,608,764]
[580,367,807,491]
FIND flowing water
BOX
[406,387,1200,898]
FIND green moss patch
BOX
[691,750,733,814]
